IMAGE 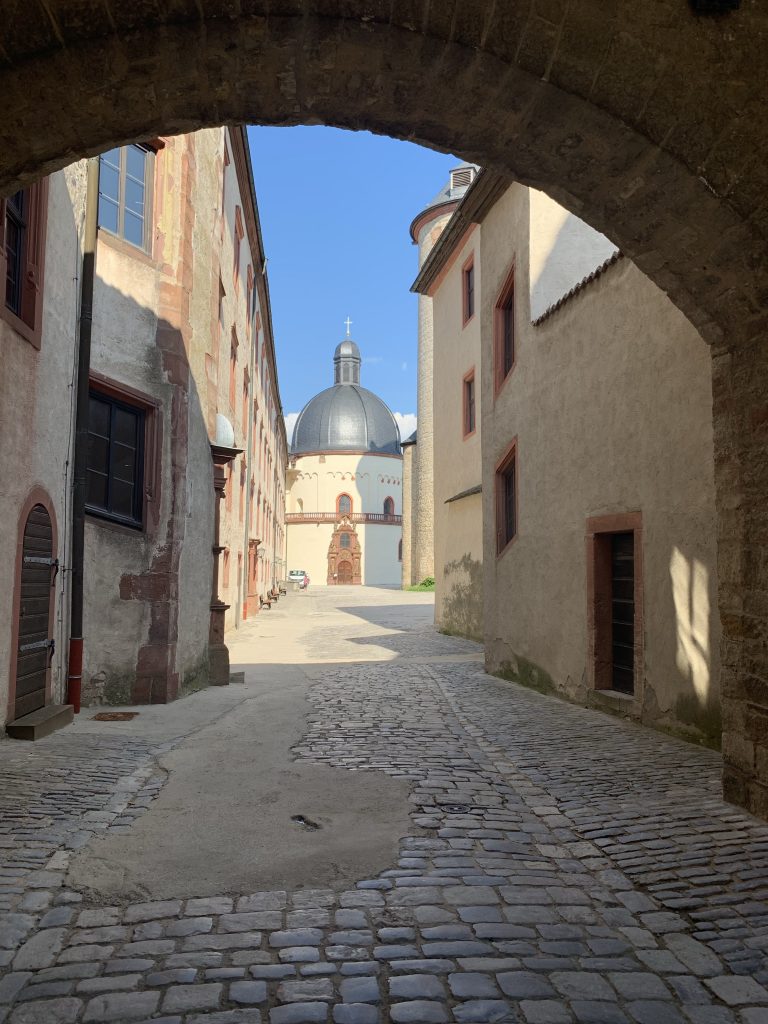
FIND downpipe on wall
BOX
[67,156,99,713]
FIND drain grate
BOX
[291,814,321,831]
[442,803,473,814]
[92,712,139,721]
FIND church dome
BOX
[291,336,401,456]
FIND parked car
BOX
[288,569,308,589]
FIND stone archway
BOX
[1,0,767,812]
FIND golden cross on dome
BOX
[344,316,352,337]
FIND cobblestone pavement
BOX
[1,588,768,1023]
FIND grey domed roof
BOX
[291,338,401,456]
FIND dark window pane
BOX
[112,442,138,484]
[98,196,119,234]
[503,302,514,374]
[502,463,516,545]
[5,190,27,316]
[86,469,108,509]
[114,406,139,446]
[86,391,144,526]
[89,396,111,438]
[87,434,110,472]
[465,264,475,318]
[339,495,351,515]
[110,479,135,519]
[340,533,351,548]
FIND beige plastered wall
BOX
[411,209,454,585]
[85,134,213,703]
[432,225,484,640]
[0,166,85,725]
[400,442,415,587]
[482,184,720,746]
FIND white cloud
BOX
[283,411,299,443]
[401,361,408,372]
[393,412,417,440]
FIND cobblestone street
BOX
[1,587,767,1024]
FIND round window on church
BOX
[340,533,351,549]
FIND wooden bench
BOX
[259,596,272,610]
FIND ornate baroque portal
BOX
[327,517,361,585]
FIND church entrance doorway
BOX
[337,561,353,585]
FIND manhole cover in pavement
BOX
[442,804,473,814]
[92,712,139,721]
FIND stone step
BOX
[6,704,74,741]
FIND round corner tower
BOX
[406,164,478,586]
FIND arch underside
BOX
[0,3,765,350]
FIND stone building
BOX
[286,337,402,586]
[403,164,477,586]
[413,170,720,746]
[1,126,286,733]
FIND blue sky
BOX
[247,126,459,439]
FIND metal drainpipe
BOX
[67,156,99,713]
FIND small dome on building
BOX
[291,338,401,456]
[409,163,480,241]
[214,413,236,448]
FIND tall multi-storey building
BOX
[0,126,286,733]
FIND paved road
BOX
[1,587,767,1024]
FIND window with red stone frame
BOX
[462,369,476,438]
[495,439,518,555]
[0,179,49,349]
[494,263,516,395]
[229,327,238,409]
[462,253,475,326]
[233,205,244,292]
[337,493,353,517]
[242,367,249,435]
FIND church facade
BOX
[286,339,402,586]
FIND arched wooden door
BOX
[337,560,353,584]
[14,504,56,719]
